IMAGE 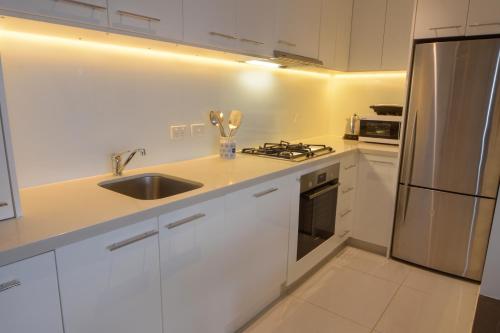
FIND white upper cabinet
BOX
[183,0,238,51]
[159,198,228,333]
[275,0,322,59]
[414,0,470,39]
[381,0,415,70]
[0,0,108,27]
[349,0,387,71]
[319,0,353,71]
[224,176,292,331]
[466,0,500,35]
[107,0,183,41]
[56,218,162,333]
[236,0,276,57]
[0,252,64,333]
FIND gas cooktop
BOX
[241,140,335,162]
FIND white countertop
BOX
[0,137,399,267]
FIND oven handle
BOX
[303,183,340,200]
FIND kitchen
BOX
[0,0,498,333]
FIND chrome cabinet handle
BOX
[210,32,238,40]
[55,0,107,10]
[342,187,354,194]
[278,40,296,47]
[304,183,339,200]
[429,25,461,30]
[0,279,21,293]
[166,213,206,230]
[117,10,160,22]
[0,202,8,207]
[371,160,394,166]
[343,164,356,170]
[240,38,264,45]
[340,209,352,218]
[253,188,278,198]
[107,230,158,251]
[469,22,500,27]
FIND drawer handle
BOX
[344,164,356,170]
[117,10,161,22]
[341,209,352,217]
[55,0,107,10]
[240,38,264,45]
[469,22,500,27]
[0,202,8,207]
[210,32,238,40]
[277,40,296,47]
[166,213,206,230]
[0,279,21,293]
[371,160,394,166]
[107,230,158,251]
[429,25,461,30]
[342,187,354,194]
[339,230,349,238]
[253,188,278,198]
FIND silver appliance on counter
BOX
[297,164,339,261]
[392,38,500,281]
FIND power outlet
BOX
[170,125,187,140]
[191,123,205,137]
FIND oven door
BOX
[297,181,339,261]
[359,119,401,142]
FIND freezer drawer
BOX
[392,185,496,281]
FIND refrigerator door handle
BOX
[401,109,418,185]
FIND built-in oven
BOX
[297,164,340,261]
[358,115,402,145]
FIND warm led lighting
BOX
[333,71,407,79]
[245,60,282,69]
[0,29,330,79]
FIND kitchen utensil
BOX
[209,111,227,137]
[228,110,243,137]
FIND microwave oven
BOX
[358,115,402,145]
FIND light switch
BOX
[170,125,187,140]
[191,123,205,137]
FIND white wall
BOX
[481,196,500,300]
[0,33,334,188]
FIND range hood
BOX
[271,50,324,68]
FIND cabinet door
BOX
[353,154,397,248]
[381,0,415,70]
[159,198,228,333]
[236,0,276,57]
[108,0,182,41]
[0,116,14,220]
[414,0,469,39]
[183,0,238,51]
[348,0,387,71]
[275,0,322,59]
[319,0,353,71]
[466,0,500,36]
[56,218,162,333]
[0,252,63,333]
[0,0,108,27]
[337,153,358,236]
[224,176,291,331]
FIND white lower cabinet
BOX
[159,197,228,333]
[56,218,162,333]
[224,176,292,331]
[353,153,398,248]
[0,252,63,333]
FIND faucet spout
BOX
[111,148,146,176]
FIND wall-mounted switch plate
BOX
[191,123,205,137]
[170,125,187,140]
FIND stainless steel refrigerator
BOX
[392,38,500,281]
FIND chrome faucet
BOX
[111,148,146,176]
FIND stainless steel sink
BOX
[99,173,203,200]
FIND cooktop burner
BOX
[241,140,335,162]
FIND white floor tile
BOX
[375,286,478,333]
[293,265,399,328]
[244,296,370,333]
[332,247,412,284]
[403,267,479,296]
